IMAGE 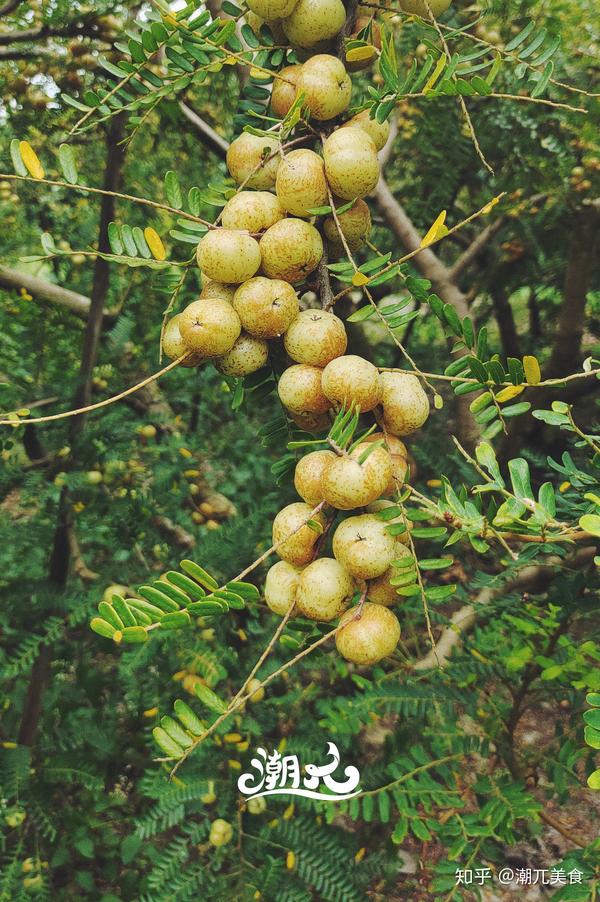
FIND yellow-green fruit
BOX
[163,314,188,360]
[323,199,371,252]
[296,54,352,120]
[233,277,299,338]
[398,0,452,16]
[196,230,261,284]
[336,602,401,664]
[367,499,412,547]
[179,299,241,357]
[294,449,336,505]
[276,149,328,218]
[341,109,390,151]
[86,470,103,485]
[244,10,287,43]
[247,795,267,813]
[321,443,393,510]
[381,371,430,435]
[247,677,265,702]
[221,191,285,232]
[209,818,234,847]
[139,424,157,439]
[295,558,354,621]
[282,0,346,48]
[214,333,269,376]
[284,309,347,366]
[278,364,330,414]
[323,127,380,200]
[264,559,302,615]
[272,502,326,566]
[199,279,237,304]
[321,354,382,412]
[271,64,303,117]
[361,432,408,495]
[367,547,412,606]
[260,218,323,283]
[226,132,280,189]
[332,513,395,579]
[247,0,298,18]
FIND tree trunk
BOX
[490,283,521,359]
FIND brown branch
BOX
[178,102,229,160]
[0,0,23,16]
[0,266,91,318]
[448,216,505,281]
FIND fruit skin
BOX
[367,546,412,606]
[209,818,234,847]
[336,602,401,665]
[271,64,303,117]
[275,149,328,218]
[295,558,354,621]
[294,449,336,505]
[296,54,352,120]
[163,314,190,360]
[323,198,371,255]
[333,513,396,579]
[361,432,408,495]
[199,279,237,304]
[233,276,299,338]
[284,309,347,367]
[367,499,412,547]
[323,127,380,200]
[214,333,269,376]
[282,0,346,48]
[380,371,430,435]
[321,443,393,510]
[398,0,452,16]
[221,191,285,232]
[264,559,302,615]
[196,230,261,284]
[247,0,298,19]
[321,354,382,412]
[341,109,390,151]
[278,364,330,414]
[247,677,266,703]
[260,218,323,283]
[180,299,242,357]
[272,502,326,566]
[226,132,280,189]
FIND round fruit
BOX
[139,424,157,439]
[196,230,261,284]
[323,127,380,200]
[179,299,241,357]
[282,0,346,48]
[162,314,189,360]
[361,432,408,495]
[321,354,382,412]
[226,132,280,189]
[271,65,303,117]
[336,602,401,665]
[294,449,336,505]
[233,276,299,338]
[247,0,298,18]
[323,199,371,253]
[284,309,347,366]
[247,796,267,814]
[380,371,430,435]
[214,333,268,376]
[367,547,412,605]
[398,0,452,16]
[296,54,352,120]
[264,559,302,615]
[295,558,354,621]
[341,110,390,151]
[199,279,237,304]
[272,502,326,566]
[209,818,234,847]
[260,218,323,283]
[86,470,103,485]
[221,191,285,232]
[278,364,330,414]
[276,149,328,218]
[321,443,393,510]
[247,677,266,702]
[333,513,396,579]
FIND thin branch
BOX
[448,216,505,280]
[178,102,230,159]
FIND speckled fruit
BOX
[214,333,268,376]
[276,149,328,218]
[179,299,241,357]
[295,558,354,621]
[282,0,346,48]
[381,371,430,435]
[271,65,303,117]
[162,314,189,360]
[294,449,336,505]
[278,364,330,414]
[323,199,371,253]
[336,602,401,665]
[264,559,302,615]
[233,276,299,338]
[296,54,352,120]
[196,230,261,284]
[321,354,382,412]
[367,546,412,606]
[199,279,237,303]
[341,110,390,151]
[332,513,395,579]
[284,309,347,367]
[361,432,408,495]
[247,0,298,18]
[226,132,281,189]
[321,443,393,510]
[247,677,265,702]
[272,502,326,566]
[399,0,452,16]
[209,819,234,847]
[260,218,323,283]
[221,191,285,232]
[323,127,380,200]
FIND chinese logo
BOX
[237,741,361,801]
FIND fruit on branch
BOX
[296,55,352,121]
[199,279,237,303]
[367,546,412,606]
[259,218,323,283]
[321,443,393,510]
[341,109,390,151]
[209,818,234,847]
[277,364,330,414]
[380,372,430,435]
[295,558,354,621]
[336,602,401,665]
[332,513,395,579]
[284,309,348,367]
[271,64,303,117]
[323,199,372,255]
[247,0,299,19]
[321,354,382,412]
[247,678,265,702]
[398,0,452,16]
[290,410,332,433]
[196,230,261,284]
[361,432,408,495]
[226,132,281,189]
[323,127,380,200]
[233,276,299,338]
[282,0,346,49]
[163,315,204,366]
[247,796,267,814]
[275,149,329,218]
[179,299,242,357]
[264,559,302,615]
[214,333,269,376]
[294,449,336,505]
[272,502,326,566]
[221,191,285,232]
[367,499,412,546]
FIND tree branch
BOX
[0,266,91,318]
[448,216,505,281]
[179,102,229,159]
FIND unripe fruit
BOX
[321,354,382,412]
[201,782,217,804]
[226,132,280,189]
[87,469,103,485]
[179,299,241,357]
[247,795,267,814]
[361,432,408,495]
[323,199,371,253]
[196,230,261,284]
[321,443,393,510]
[221,191,285,232]
[271,65,303,117]
[247,677,266,703]
[367,546,412,605]
[282,0,346,48]
[264,559,302,615]
[272,502,326,566]
[200,279,237,304]
[209,818,233,847]
[295,558,354,621]
[276,149,328,218]
[296,55,352,120]
[399,0,452,15]
[333,513,395,579]
[323,127,380,200]
[278,364,330,414]
[247,0,298,18]
[336,602,401,665]
[341,110,390,151]
[380,372,430,435]
[233,277,299,338]
[260,219,323,283]
[214,333,269,376]
[284,309,347,366]
[294,449,336,505]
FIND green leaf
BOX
[180,560,219,590]
[165,170,183,208]
[58,144,78,184]
[411,527,448,539]
[158,611,192,629]
[508,458,533,500]
[580,514,600,537]
[120,626,149,643]
[347,305,375,323]
[587,768,600,790]
[584,726,600,750]
[90,617,116,640]
[174,699,204,735]
[153,726,184,758]
[475,441,504,484]
[583,709,600,729]
[194,683,228,714]
[419,557,453,570]
[425,585,456,601]
[10,138,27,176]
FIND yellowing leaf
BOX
[283,802,294,820]
[420,210,448,248]
[286,851,296,871]
[523,355,541,384]
[495,384,524,404]
[144,226,166,260]
[423,54,446,94]
[481,194,502,215]
[346,45,377,63]
[559,481,571,493]
[19,141,44,179]
[352,271,370,286]
[355,847,366,863]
